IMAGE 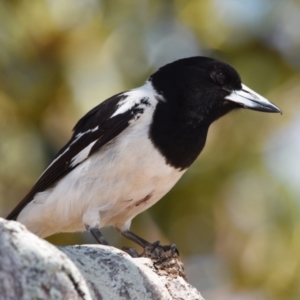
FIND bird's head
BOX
[150,56,281,124]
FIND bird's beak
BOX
[225,84,282,114]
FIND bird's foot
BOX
[120,239,186,279]
[141,241,179,259]
[121,241,179,258]
[141,241,186,280]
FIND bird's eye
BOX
[215,71,228,85]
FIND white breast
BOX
[17,84,185,238]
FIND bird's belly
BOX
[18,117,185,236]
[99,165,183,230]
[82,134,185,229]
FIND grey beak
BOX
[225,84,282,114]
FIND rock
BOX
[0,218,91,300]
[0,218,204,300]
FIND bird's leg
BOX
[117,229,155,257]
[85,224,109,245]
[118,229,179,256]
[119,229,154,248]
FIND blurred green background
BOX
[0,0,299,299]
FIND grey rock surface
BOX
[0,218,204,300]
[61,245,204,300]
[0,218,91,300]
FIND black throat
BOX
[149,99,210,170]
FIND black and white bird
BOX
[6,57,281,249]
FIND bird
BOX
[6,56,281,251]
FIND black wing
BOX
[7,92,150,220]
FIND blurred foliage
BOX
[0,0,300,299]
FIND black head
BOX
[150,56,281,126]
[149,57,281,170]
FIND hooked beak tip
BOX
[225,84,281,114]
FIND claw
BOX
[151,240,160,250]
[161,243,180,256]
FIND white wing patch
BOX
[111,81,156,118]
[37,126,99,180]
[74,126,99,140]
[70,140,97,167]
